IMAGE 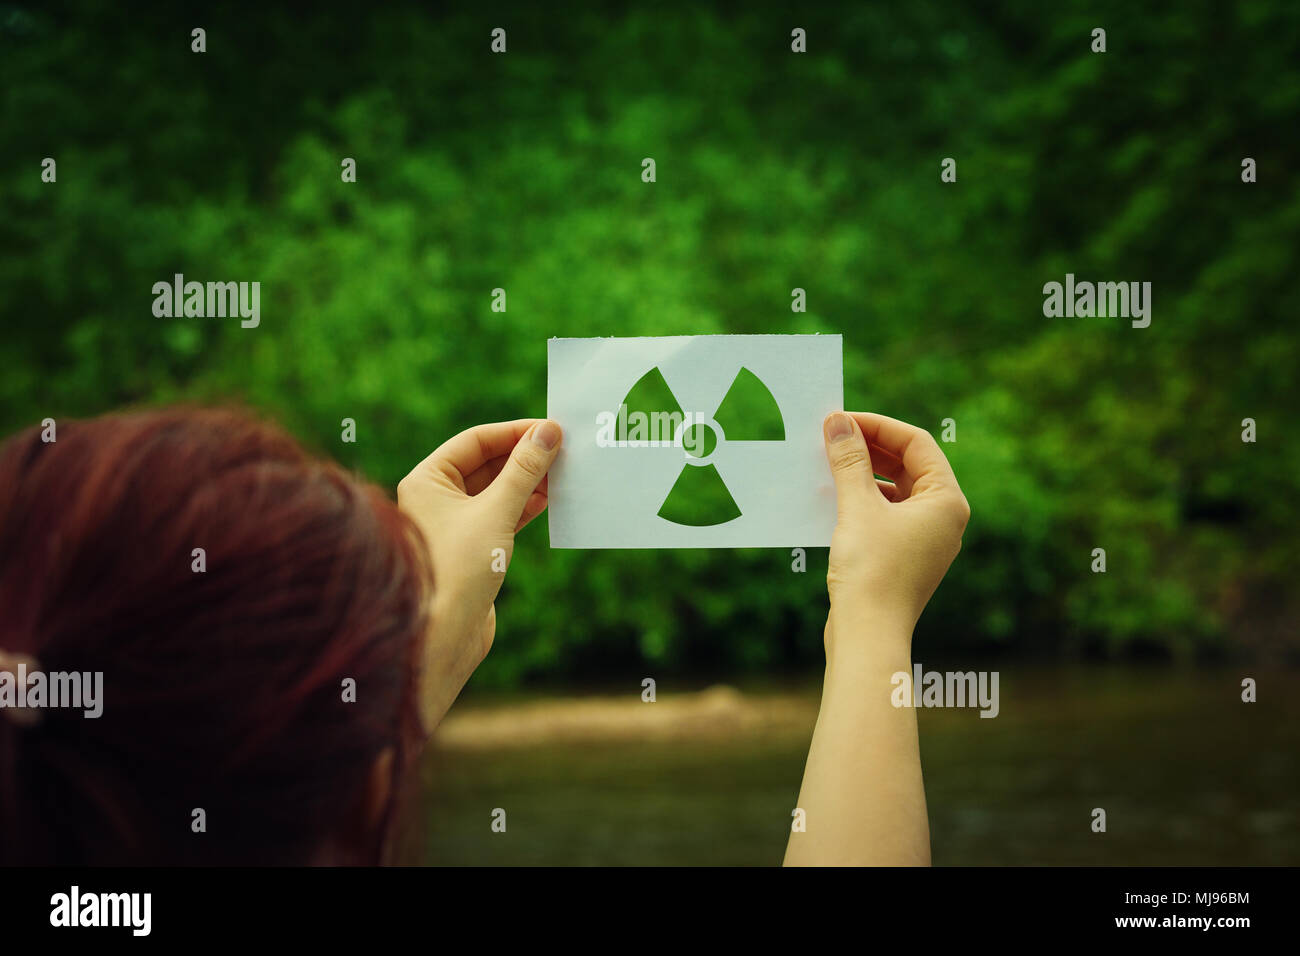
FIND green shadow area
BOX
[657,463,742,526]
[712,367,784,441]
[616,367,684,442]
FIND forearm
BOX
[783,600,930,866]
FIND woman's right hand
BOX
[785,411,963,867]
[821,411,970,638]
[398,418,562,731]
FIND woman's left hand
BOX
[398,419,562,731]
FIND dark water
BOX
[416,666,1299,865]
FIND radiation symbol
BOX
[616,365,786,526]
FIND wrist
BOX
[824,598,915,673]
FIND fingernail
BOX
[532,420,561,451]
[826,412,853,442]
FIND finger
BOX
[468,461,550,498]
[514,490,549,533]
[465,455,508,496]
[867,443,913,497]
[487,419,563,526]
[875,477,905,502]
[849,413,959,499]
[823,412,886,512]
[418,420,541,490]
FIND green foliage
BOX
[2,1,1297,683]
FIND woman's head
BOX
[0,407,431,864]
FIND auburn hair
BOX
[0,407,431,864]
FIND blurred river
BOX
[411,666,1299,865]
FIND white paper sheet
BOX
[547,334,843,548]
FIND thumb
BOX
[823,412,881,514]
[488,419,562,527]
